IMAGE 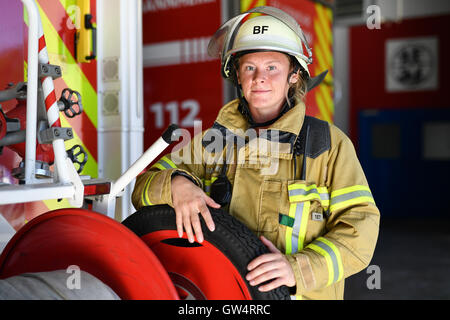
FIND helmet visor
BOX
[207,14,246,59]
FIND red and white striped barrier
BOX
[37,24,61,129]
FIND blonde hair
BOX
[288,73,307,104]
[287,57,307,107]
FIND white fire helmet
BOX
[208,6,313,81]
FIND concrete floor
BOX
[344,218,450,300]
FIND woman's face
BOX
[237,51,297,123]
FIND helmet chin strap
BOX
[238,96,296,128]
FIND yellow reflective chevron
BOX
[312,2,334,123]
[151,156,177,171]
[306,237,343,287]
[36,2,98,127]
[330,185,375,212]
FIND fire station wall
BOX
[349,14,450,143]
[349,14,450,218]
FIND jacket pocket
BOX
[258,180,282,233]
[258,179,289,252]
[280,180,329,254]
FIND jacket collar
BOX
[215,98,306,136]
[204,99,306,157]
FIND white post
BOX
[96,0,144,220]
[96,0,123,219]
[119,0,130,220]
[21,0,40,184]
[121,0,144,220]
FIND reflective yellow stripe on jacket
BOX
[285,184,329,255]
[141,156,177,206]
[306,237,344,286]
[288,183,330,208]
[142,173,156,206]
[202,176,218,196]
[285,200,310,255]
[329,185,375,212]
[152,156,177,171]
[285,184,375,288]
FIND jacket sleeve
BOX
[286,126,380,295]
[131,132,206,210]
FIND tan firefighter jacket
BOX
[132,99,380,300]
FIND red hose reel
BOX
[0,209,179,300]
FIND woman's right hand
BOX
[171,175,220,243]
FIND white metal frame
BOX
[0,0,83,207]
[92,135,174,217]
[0,0,170,222]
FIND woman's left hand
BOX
[246,235,296,292]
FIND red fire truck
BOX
[0,0,333,300]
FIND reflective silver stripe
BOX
[291,202,304,253]
[313,240,340,284]
[157,159,173,169]
[288,188,329,200]
[202,179,212,194]
[319,192,329,200]
[330,190,372,205]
